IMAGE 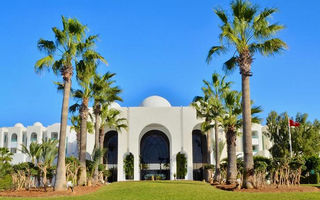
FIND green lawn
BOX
[1,181,319,200]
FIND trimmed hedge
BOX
[0,175,12,191]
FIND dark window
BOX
[140,130,170,180]
[140,130,169,164]
[104,131,118,164]
[192,130,207,164]
[31,133,37,142]
[11,148,17,153]
[11,134,17,142]
[51,132,58,140]
[192,129,207,181]
[103,131,118,182]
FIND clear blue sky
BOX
[1,0,319,127]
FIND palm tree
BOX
[90,72,122,182]
[37,139,58,191]
[99,105,128,150]
[98,104,127,183]
[207,0,286,188]
[21,142,43,187]
[35,16,87,191]
[21,142,42,165]
[87,148,106,186]
[192,73,231,182]
[219,90,262,184]
[70,49,107,186]
[70,115,94,160]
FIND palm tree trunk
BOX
[99,127,105,165]
[54,75,71,191]
[213,120,221,183]
[43,169,47,192]
[76,131,80,160]
[226,129,237,184]
[78,98,88,186]
[240,55,254,188]
[93,103,100,183]
[205,128,212,182]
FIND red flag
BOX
[289,120,300,127]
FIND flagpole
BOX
[288,118,293,158]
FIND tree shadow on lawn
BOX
[150,180,208,186]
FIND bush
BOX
[301,173,320,184]
[98,164,105,172]
[203,164,215,170]
[0,174,12,191]
[124,153,134,180]
[176,152,187,179]
[103,169,111,178]
[305,155,320,173]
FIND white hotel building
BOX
[0,96,271,182]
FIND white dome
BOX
[14,123,24,128]
[110,102,121,109]
[141,96,171,107]
[33,122,43,126]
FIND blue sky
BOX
[1,0,319,127]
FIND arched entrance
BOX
[103,130,118,182]
[192,129,207,181]
[140,130,170,180]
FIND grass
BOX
[0,181,319,200]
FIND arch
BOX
[31,132,37,142]
[140,129,170,180]
[103,130,118,182]
[139,123,172,144]
[11,133,18,142]
[192,129,207,181]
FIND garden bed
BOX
[0,185,102,197]
[215,184,320,193]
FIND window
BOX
[31,132,37,142]
[252,131,259,138]
[11,148,17,154]
[11,134,18,142]
[23,132,27,146]
[4,133,8,148]
[51,132,58,140]
[252,145,259,152]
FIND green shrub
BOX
[203,164,215,170]
[305,155,320,173]
[301,173,320,184]
[103,169,111,178]
[124,153,134,180]
[155,175,162,180]
[98,164,105,172]
[176,152,187,179]
[0,174,12,191]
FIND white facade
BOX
[0,122,78,164]
[0,95,271,181]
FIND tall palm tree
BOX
[219,90,262,184]
[192,73,231,182]
[70,115,94,160]
[70,49,107,186]
[35,16,87,191]
[90,72,122,182]
[207,0,286,188]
